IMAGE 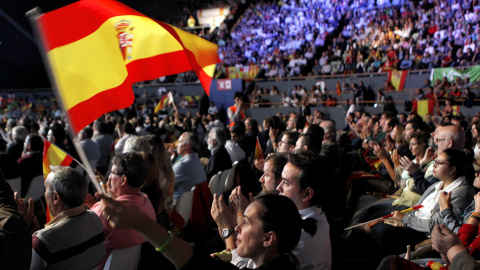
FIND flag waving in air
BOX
[154,92,174,113]
[254,137,264,161]
[43,140,74,179]
[35,0,220,133]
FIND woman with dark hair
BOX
[471,121,480,171]
[146,134,176,212]
[98,194,314,270]
[369,149,475,256]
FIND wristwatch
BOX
[222,228,235,240]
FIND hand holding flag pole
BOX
[344,205,423,230]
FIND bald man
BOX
[402,124,466,194]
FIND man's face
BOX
[403,123,415,141]
[278,134,293,153]
[277,162,303,209]
[286,116,295,131]
[380,114,387,126]
[434,127,449,154]
[259,160,279,195]
[232,132,242,144]
[44,173,56,216]
[382,119,392,133]
[108,165,124,197]
[207,131,215,151]
[294,136,304,152]
[177,134,188,156]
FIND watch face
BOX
[222,228,232,239]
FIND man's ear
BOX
[53,192,62,205]
[303,187,314,202]
[263,231,277,248]
[120,176,128,186]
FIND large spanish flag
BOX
[36,0,220,133]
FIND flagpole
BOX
[26,7,104,194]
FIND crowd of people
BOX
[4,85,480,269]
[6,0,480,269]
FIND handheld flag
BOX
[336,81,342,97]
[43,140,74,179]
[154,92,173,113]
[254,137,264,160]
[35,0,220,134]
[388,69,407,91]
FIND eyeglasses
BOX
[435,138,448,143]
[433,159,450,167]
[110,171,123,177]
[278,140,290,145]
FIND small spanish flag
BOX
[254,137,264,161]
[42,140,74,179]
[412,99,435,118]
[388,69,407,91]
[154,92,173,113]
[452,105,461,116]
[42,140,74,222]
[336,81,342,97]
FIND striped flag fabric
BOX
[43,140,74,179]
[154,92,173,113]
[336,81,342,97]
[452,105,461,116]
[36,0,220,134]
[254,137,264,161]
[412,99,435,118]
[388,69,407,91]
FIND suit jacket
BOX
[17,151,43,197]
[205,146,232,181]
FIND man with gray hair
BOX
[8,125,27,161]
[22,167,105,269]
[205,127,232,181]
[173,132,207,202]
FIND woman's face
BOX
[474,171,480,189]
[235,201,267,259]
[390,126,397,141]
[472,124,479,138]
[432,153,452,180]
[409,138,425,157]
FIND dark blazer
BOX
[205,145,232,181]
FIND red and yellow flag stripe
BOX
[42,140,74,179]
[38,0,220,133]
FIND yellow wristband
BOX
[155,231,174,253]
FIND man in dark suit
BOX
[205,127,232,181]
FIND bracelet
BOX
[155,231,174,253]
[472,212,480,217]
